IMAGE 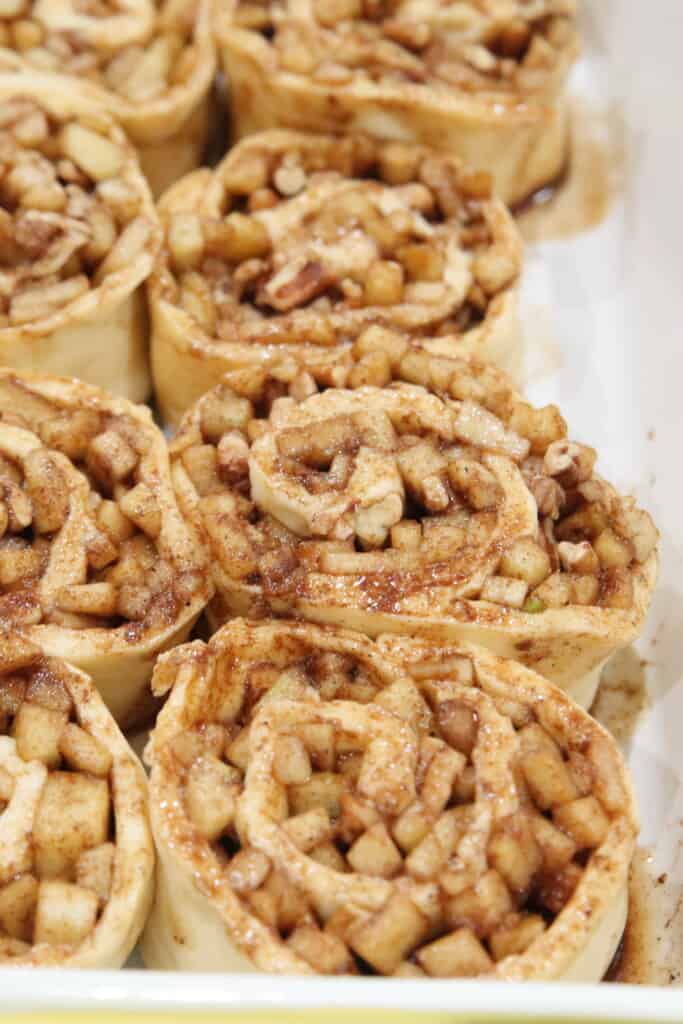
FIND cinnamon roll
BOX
[170,357,657,708]
[216,1,579,205]
[0,76,161,401]
[142,618,636,980]
[0,0,215,196]
[150,130,522,425]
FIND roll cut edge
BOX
[142,618,636,981]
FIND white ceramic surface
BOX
[1,1,682,1017]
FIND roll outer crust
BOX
[216,3,579,206]
[150,130,523,425]
[142,618,636,980]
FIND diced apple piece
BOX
[480,575,528,609]
[453,765,475,803]
[273,734,312,786]
[59,724,112,778]
[260,869,308,933]
[227,848,271,893]
[185,755,237,841]
[309,841,348,872]
[0,874,38,941]
[417,927,493,977]
[594,528,633,569]
[283,808,332,852]
[446,869,513,938]
[225,727,250,772]
[521,747,578,810]
[488,827,540,895]
[348,893,428,974]
[552,796,610,849]
[420,744,465,816]
[298,723,335,772]
[75,843,115,907]
[34,773,110,879]
[394,959,427,976]
[13,703,67,767]
[436,701,478,756]
[287,924,354,974]
[338,793,380,844]
[530,813,577,871]
[393,803,432,853]
[499,538,551,588]
[289,773,347,819]
[489,913,546,961]
[347,823,403,878]
[34,881,98,946]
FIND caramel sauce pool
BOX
[592,647,650,746]
[516,99,623,243]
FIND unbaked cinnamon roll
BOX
[150,130,522,425]
[142,618,636,980]
[0,369,212,728]
[0,631,153,967]
[0,76,161,401]
[216,1,579,206]
[0,0,215,196]
[170,357,657,708]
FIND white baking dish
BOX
[1,1,682,1018]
